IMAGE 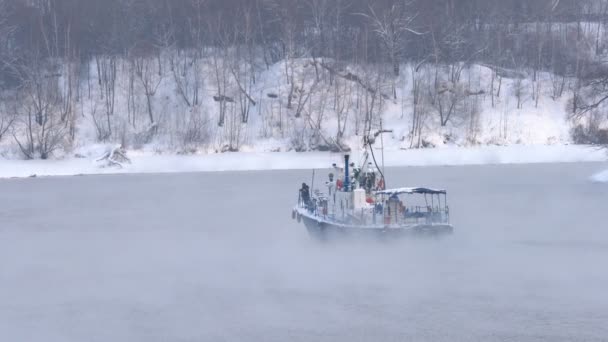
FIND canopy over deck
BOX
[375,187,447,196]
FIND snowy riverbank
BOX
[0,144,605,179]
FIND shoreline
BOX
[1,144,606,179]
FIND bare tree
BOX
[96,56,117,140]
[208,14,233,127]
[126,61,139,128]
[0,93,16,141]
[169,49,201,108]
[133,55,163,127]
[364,1,422,77]
[550,71,567,100]
[298,76,329,151]
[465,96,482,145]
[432,79,466,127]
[293,64,321,119]
[210,48,231,127]
[230,4,258,124]
[13,60,67,159]
[408,64,431,148]
[333,77,353,147]
[0,0,17,87]
[359,65,387,140]
[512,75,528,110]
[180,106,209,151]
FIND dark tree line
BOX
[1,0,608,157]
[1,0,607,88]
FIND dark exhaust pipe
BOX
[344,154,350,192]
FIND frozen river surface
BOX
[1,163,607,341]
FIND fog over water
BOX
[1,163,607,341]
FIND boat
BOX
[292,132,454,241]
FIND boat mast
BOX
[380,118,386,185]
[366,128,392,190]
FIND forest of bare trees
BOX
[1,0,608,158]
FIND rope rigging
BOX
[365,128,392,191]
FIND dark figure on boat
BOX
[326,173,337,201]
[300,183,312,209]
[363,172,376,193]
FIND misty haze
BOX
[2,0,608,341]
[1,163,607,341]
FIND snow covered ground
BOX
[1,58,607,180]
[0,60,596,158]
[0,144,605,179]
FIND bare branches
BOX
[11,56,68,159]
[573,87,608,120]
[133,56,163,126]
[96,146,131,168]
[361,1,422,76]
[1,0,608,157]
[97,56,117,140]
[0,0,18,87]
[0,93,16,141]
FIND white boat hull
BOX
[294,207,453,241]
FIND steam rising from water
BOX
[591,168,608,183]
[1,163,607,341]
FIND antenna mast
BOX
[380,118,386,182]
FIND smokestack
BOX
[344,154,350,192]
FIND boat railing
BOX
[298,190,450,227]
[299,199,449,227]
[298,193,329,218]
[332,205,449,227]
[397,206,450,226]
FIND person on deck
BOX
[399,200,406,216]
[326,173,336,197]
[332,163,344,182]
[364,172,375,194]
[350,163,361,189]
[377,177,385,191]
[336,178,344,191]
[300,183,311,208]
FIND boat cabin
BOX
[374,188,450,227]
[298,182,450,228]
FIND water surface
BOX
[1,163,607,341]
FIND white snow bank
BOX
[0,145,605,179]
[590,169,608,183]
